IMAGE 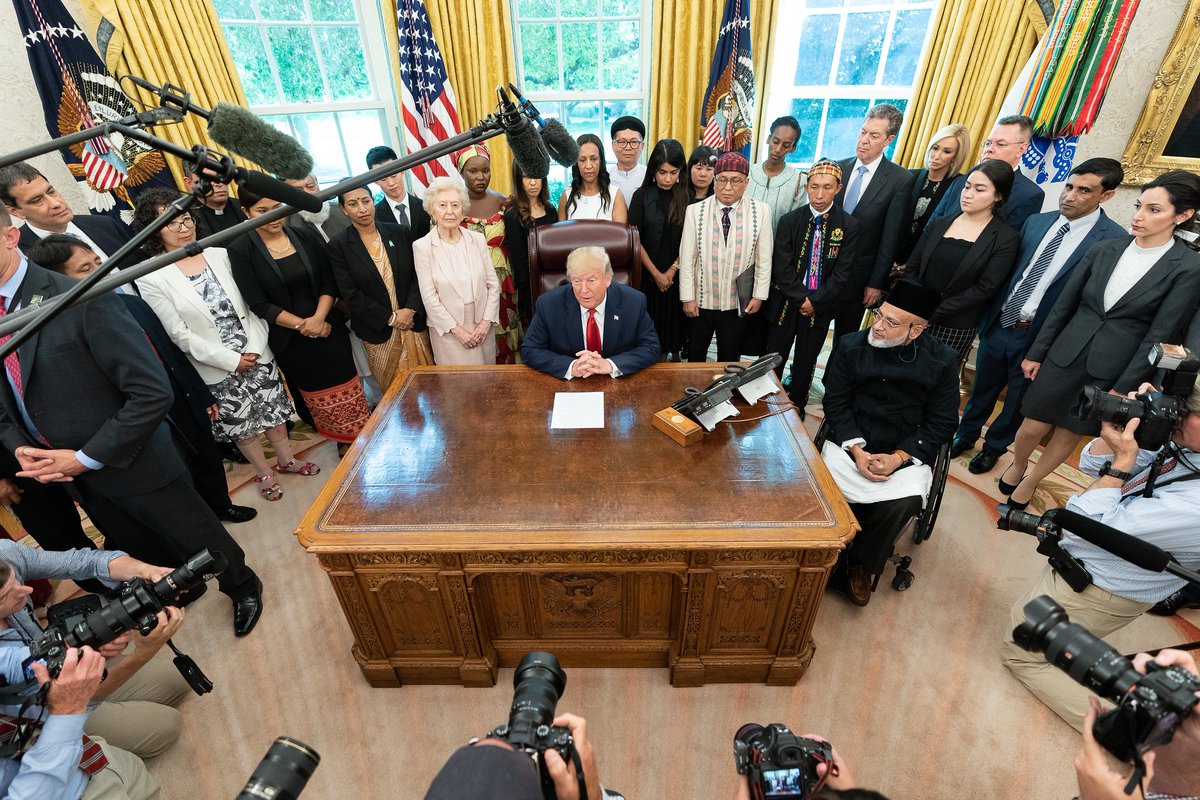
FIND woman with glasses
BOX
[133,188,312,503]
[685,145,717,203]
[559,133,628,222]
[413,176,501,365]
[908,159,1019,361]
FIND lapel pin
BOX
[613,314,620,320]
[30,294,43,304]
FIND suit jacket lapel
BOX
[1085,241,1125,307]
[564,289,585,353]
[15,266,56,391]
[855,159,891,209]
[1006,214,1055,294]
[946,222,998,289]
[603,286,623,355]
[248,233,285,284]
[162,262,213,320]
[1109,241,1184,313]
[347,231,390,299]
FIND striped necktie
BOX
[1000,221,1070,329]
[0,297,25,396]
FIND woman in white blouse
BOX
[557,133,628,222]
[999,170,1200,509]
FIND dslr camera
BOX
[1014,595,1200,762]
[484,651,582,800]
[1072,343,1198,450]
[733,723,835,799]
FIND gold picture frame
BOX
[1121,0,1200,185]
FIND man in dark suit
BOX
[834,103,915,341]
[520,246,660,379]
[284,173,352,243]
[181,163,246,239]
[366,146,432,235]
[0,209,264,636]
[765,159,859,412]
[951,158,1128,473]
[931,115,1046,232]
[0,162,143,266]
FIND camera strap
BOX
[571,747,588,800]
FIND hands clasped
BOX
[452,321,493,349]
[571,350,613,379]
[850,445,900,482]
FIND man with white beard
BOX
[819,280,959,605]
[284,174,352,242]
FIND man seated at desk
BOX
[821,280,958,605]
[521,245,660,379]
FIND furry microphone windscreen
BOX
[208,103,315,180]
[541,119,580,167]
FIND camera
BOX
[485,651,580,800]
[235,736,320,800]
[996,506,1093,592]
[1014,595,1200,762]
[733,722,835,799]
[1071,343,1198,450]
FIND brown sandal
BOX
[254,474,283,501]
[274,458,320,476]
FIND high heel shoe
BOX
[998,462,1026,496]
[1002,497,1029,511]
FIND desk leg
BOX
[318,555,399,686]
[767,551,838,686]
[669,559,712,687]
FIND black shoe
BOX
[998,463,1027,496]
[948,437,974,458]
[216,504,258,523]
[233,580,264,637]
[968,448,1002,474]
[1147,587,1200,616]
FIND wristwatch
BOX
[1098,460,1135,481]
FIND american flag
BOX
[702,105,728,150]
[700,0,755,157]
[396,0,461,194]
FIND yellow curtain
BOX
[649,0,777,157]
[381,0,517,195]
[893,0,1050,168]
[79,0,255,189]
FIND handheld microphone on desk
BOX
[497,86,551,179]
[122,75,315,180]
[507,83,579,167]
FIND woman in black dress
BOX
[228,186,370,446]
[896,123,970,267]
[910,159,1018,361]
[685,145,717,204]
[503,160,556,327]
[629,138,688,360]
[1001,170,1200,509]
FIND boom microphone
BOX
[236,169,323,213]
[507,83,579,167]
[1053,508,1172,573]
[496,86,550,179]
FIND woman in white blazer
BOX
[412,177,500,365]
[133,189,315,502]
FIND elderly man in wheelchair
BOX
[818,280,959,606]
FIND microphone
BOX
[496,86,550,179]
[235,169,323,213]
[507,83,579,167]
[1052,508,1172,573]
[121,75,314,179]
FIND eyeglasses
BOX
[714,176,746,186]
[165,216,196,232]
[982,139,1028,150]
[869,308,913,331]
[613,138,643,149]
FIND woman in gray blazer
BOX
[1001,171,1200,508]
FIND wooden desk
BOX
[296,364,857,687]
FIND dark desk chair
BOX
[527,220,641,301]
[813,417,951,593]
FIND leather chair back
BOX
[528,220,641,300]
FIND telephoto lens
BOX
[235,737,320,800]
[508,651,568,733]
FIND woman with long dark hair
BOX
[503,159,556,327]
[628,138,688,359]
[685,145,717,203]
[558,133,628,222]
[1001,169,1200,509]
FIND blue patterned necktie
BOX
[804,214,824,290]
[1000,221,1071,328]
[843,165,868,214]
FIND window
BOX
[214,0,400,185]
[512,0,652,202]
[764,0,936,168]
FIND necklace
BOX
[264,238,294,258]
[366,235,386,263]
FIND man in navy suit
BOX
[366,145,432,235]
[520,246,660,379]
[931,115,1046,232]
[951,158,1128,473]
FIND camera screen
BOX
[761,767,805,798]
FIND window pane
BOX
[565,100,602,142]
[562,0,600,18]
[224,25,280,105]
[212,0,249,20]
[546,165,570,209]
[793,14,840,85]
[520,23,560,91]
[823,98,871,157]
[601,20,639,91]
[318,28,372,101]
[562,22,600,91]
[806,0,842,7]
[284,112,347,184]
[338,110,387,180]
[258,0,304,22]
[603,0,640,15]
[519,0,556,17]
[788,98,824,164]
[836,12,887,85]
[267,26,324,101]
[884,9,931,86]
[310,0,355,22]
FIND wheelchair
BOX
[813,418,951,593]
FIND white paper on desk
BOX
[551,392,605,429]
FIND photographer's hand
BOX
[1076,695,1154,800]
[29,646,105,716]
[97,631,134,659]
[544,713,601,800]
[106,555,173,583]
[92,607,184,701]
[1130,649,1200,798]
[799,733,856,790]
[1092,418,1141,489]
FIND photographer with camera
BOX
[730,724,890,800]
[1001,378,1200,731]
[0,543,193,762]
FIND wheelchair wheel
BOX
[892,568,914,591]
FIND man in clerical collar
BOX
[181,163,246,240]
[765,158,859,414]
[608,115,647,206]
[820,280,959,606]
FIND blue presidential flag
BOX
[700,0,755,157]
[13,0,171,223]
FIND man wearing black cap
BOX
[820,281,959,605]
[609,116,647,206]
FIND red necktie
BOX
[0,298,25,396]
[0,714,109,774]
[586,308,602,353]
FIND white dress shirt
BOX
[1103,238,1174,311]
[1014,208,1101,319]
[847,154,883,201]
[389,194,412,226]
[565,298,620,379]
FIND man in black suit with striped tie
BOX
[366,145,432,235]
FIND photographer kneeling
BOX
[0,543,191,761]
[1001,380,1200,731]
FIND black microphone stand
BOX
[0,111,511,349]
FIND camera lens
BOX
[1012,595,1067,651]
[1016,597,1142,698]
[235,737,320,800]
[509,651,566,730]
